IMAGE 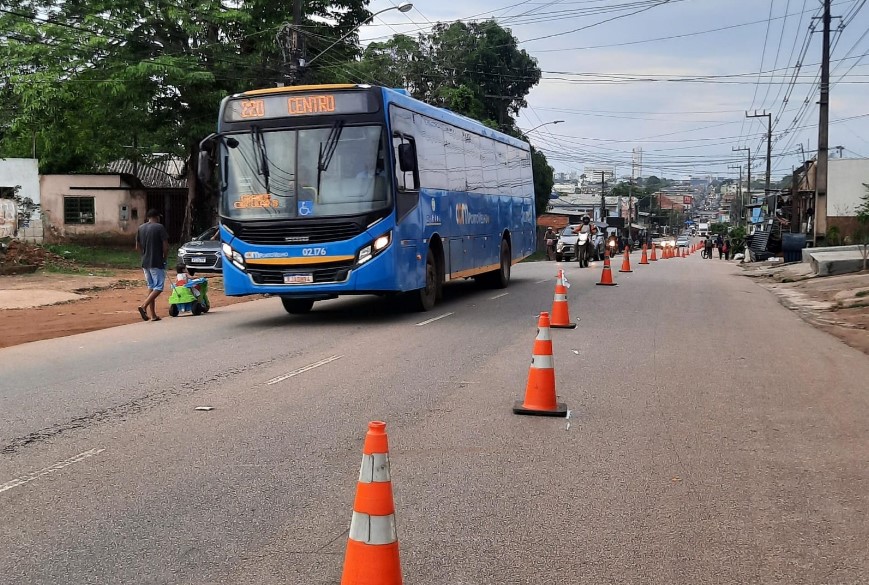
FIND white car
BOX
[555,225,580,262]
[676,235,690,248]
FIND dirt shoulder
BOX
[0,270,260,349]
[741,262,869,355]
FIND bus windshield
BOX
[221,125,389,220]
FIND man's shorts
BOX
[143,268,166,292]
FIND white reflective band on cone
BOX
[554,293,567,301]
[535,327,551,342]
[358,453,391,483]
[349,512,397,545]
[531,354,555,369]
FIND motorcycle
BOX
[575,231,591,267]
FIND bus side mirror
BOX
[197,134,217,184]
[197,149,212,184]
[398,143,417,173]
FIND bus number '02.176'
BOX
[302,248,327,256]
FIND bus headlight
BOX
[222,243,245,270]
[357,231,391,265]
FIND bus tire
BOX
[480,238,511,289]
[410,248,439,312]
[281,298,315,314]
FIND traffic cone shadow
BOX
[514,312,568,417]
[550,270,576,329]
[341,422,403,585]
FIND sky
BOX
[353,0,869,182]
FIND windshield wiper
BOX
[251,126,271,194]
[317,121,344,193]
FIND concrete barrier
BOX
[808,250,867,276]
[801,245,863,263]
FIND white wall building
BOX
[0,158,41,240]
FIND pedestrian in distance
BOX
[135,209,169,322]
[716,234,724,259]
[544,226,557,261]
[704,237,713,260]
[723,237,731,260]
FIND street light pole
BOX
[523,120,564,135]
[305,2,414,68]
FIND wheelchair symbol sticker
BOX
[298,201,314,216]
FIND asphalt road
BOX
[2,252,868,584]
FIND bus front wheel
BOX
[281,298,315,314]
[410,248,440,311]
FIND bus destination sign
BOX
[224,91,375,122]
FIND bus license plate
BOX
[284,274,313,284]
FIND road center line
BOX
[535,278,551,284]
[415,312,454,326]
[0,448,105,495]
[490,292,509,300]
[265,355,344,386]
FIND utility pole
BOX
[815,0,832,244]
[598,171,607,222]
[729,164,743,226]
[733,147,751,227]
[746,110,772,196]
[277,0,305,85]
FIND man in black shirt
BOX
[135,209,169,321]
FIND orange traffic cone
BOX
[596,250,617,286]
[650,243,658,261]
[619,247,633,273]
[639,243,649,265]
[550,269,576,329]
[514,312,567,417]
[341,422,403,585]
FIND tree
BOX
[0,0,372,238]
[342,19,553,217]
[531,148,553,217]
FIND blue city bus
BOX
[198,84,536,312]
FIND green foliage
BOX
[531,148,554,217]
[826,226,842,246]
[711,223,728,235]
[0,0,372,173]
[728,226,746,253]
[857,184,869,226]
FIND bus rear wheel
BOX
[281,298,315,314]
[479,238,511,289]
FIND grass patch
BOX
[42,243,141,268]
[42,264,117,277]
[522,251,550,262]
[856,290,869,298]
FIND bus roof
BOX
[233,84,530,152]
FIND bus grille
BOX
[248,261,354,285]
[235,222,363,245]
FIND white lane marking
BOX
[265,355,344,386]
[535,278,551,284]
[490,292,509,300]
[0,448,105,494]
[415,312,454,326]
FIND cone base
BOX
[639,261,649,265]
[513,401,568,417]
[618,269,633,273]
[550,322,577,329]
[595,282,618,286]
